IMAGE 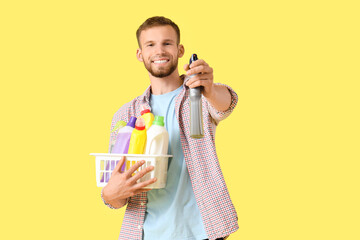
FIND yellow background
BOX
[1,0,359,239]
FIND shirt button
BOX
[138,225,142,230]
[140,202,145,206]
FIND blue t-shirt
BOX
[143,85,208,240]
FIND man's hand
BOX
[184,59,232,112]
[102,156,157,208]
[184,59,215,99]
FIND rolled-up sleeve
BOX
[205,83,238,125]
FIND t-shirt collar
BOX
[138,74,188,103]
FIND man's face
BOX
[137,25,184,78]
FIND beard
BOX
[143,56,178,78]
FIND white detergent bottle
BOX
[145,116,169,155]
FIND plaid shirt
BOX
[108,75,239,240]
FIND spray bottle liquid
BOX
[188,54,204,138]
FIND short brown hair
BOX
[136,16,180,48]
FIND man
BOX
[102,16,239,240]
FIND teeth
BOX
[154,60,168,63]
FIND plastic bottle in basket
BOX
[139,105,154,130]
[109,120,126,153]
[128,118,147,154]
[112,117,137,153]
[112,117,137,171]
[145,116,169,155]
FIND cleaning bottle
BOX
[111,116,137,172]
[128,118,147,154]
[188,53,204,138]
[139,105,154,130]
[109,120,127,153]
[145,116,169,155]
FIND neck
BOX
[149,68,183,95]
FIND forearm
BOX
[204,84,232,112]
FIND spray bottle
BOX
[188,54,204,138]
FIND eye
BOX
[164,43,171,45]
[147,43,153,47]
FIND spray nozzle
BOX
[189,54,198,66]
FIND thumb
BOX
[183,63,190,71]
[113,156,126,174]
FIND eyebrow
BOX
[144,39,175,45]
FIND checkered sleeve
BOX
[205,83,238,125]
[108,112,117,153]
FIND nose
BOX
[154,44,166,55]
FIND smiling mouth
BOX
[152,59,170,64]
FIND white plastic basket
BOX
[90,153,172,189]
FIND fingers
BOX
[188,59,209,69]
[187,80,207,89]
[135,177,157,189]
[189,59,207,68]
[113,156,126,174]
[185,59,211,75]
[125,160,146,178]
[132,177,158,195]
[185,59,213,90]
[128,165,154,184]
[186,73,213,88]
[186,64,213,76]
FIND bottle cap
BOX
[135,125,145,130]
[127,116,137,128]
[140,104,151,115]
[141,109,151,115]
[135,118,145,130]
[153,116,165,126]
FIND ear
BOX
[178,44,185,58]
[136,48,143,62]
